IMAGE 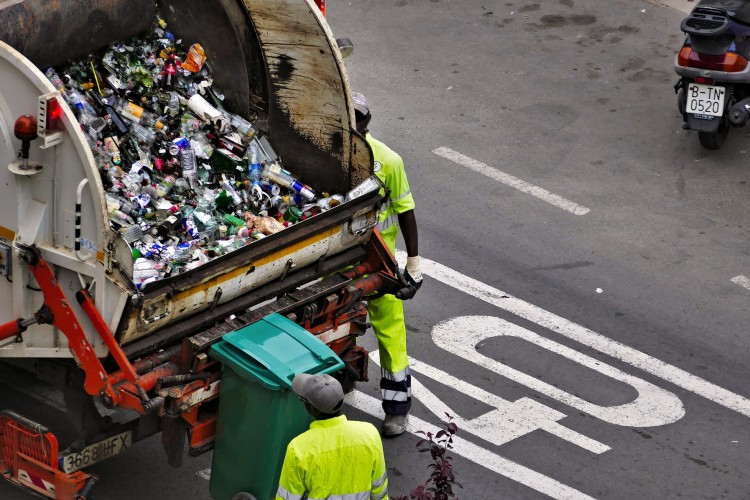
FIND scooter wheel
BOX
[698,122,729,150]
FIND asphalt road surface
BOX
[335,0,750,498]
[3,0,750,498]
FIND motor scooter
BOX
[674,0,750,150]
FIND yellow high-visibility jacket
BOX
[276,415,389,500]
[366,133,415,249]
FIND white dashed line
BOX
[432,147,590,215]
[196,468,211,480]
[731,275,750,291]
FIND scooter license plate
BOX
[686,83,725,117]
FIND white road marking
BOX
[432,147,590,215]
[196,468,211,480]
[731,275,750,291]
[647,0,694,15]
[346,390,596,500]
[371,350,610,453]
[432,316,685,427]
[396,250,750,418]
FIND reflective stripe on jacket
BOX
[276,415,389,500]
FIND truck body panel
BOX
[0,0,377,359]
[0,2,403,497]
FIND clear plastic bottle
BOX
[130,123,157,145]
[66,88,97,117]
[230,113,256,139]
[248,142,262,188]
[115,98,167,131]
[161,91,180,117]
[109,207,135,226]
[190,133,214,160]
[45,68,66,93]
[221,179,243,207]
[80,113,108,140]
[263,163,316,201]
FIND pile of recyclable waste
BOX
[45,15,345,288]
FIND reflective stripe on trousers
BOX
[380,366,411,415]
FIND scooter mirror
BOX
[336,38,354,59]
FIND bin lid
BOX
[209,313,344,390]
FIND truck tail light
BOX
[44,98,64,132]
[37,92,65,149]
[314,0,326,15]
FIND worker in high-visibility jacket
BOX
[353,92,423,437]
[276,373,389,500]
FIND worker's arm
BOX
[397,209,422,293]
[397,209,418,258]
[276,446,306,500]
[371,439,390,500]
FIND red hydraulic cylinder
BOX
[0,319,23,343]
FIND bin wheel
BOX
[232,493,257,500]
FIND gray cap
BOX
[352,92,370,117]
[292,373,344,414]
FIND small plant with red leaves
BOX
[394,413,462,500]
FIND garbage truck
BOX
[0,0,409,497]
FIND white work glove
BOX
[404,255,423,292]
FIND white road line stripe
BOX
[196,468,211,480]
[648,0,694,15]
[346,390,596,500]
[432,147,590,215]
[396,250,750,418]
[731,275,750,291]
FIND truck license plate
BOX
[686,83,725,117]
[60,431,132,473]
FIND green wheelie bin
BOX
[208,313,344,500]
